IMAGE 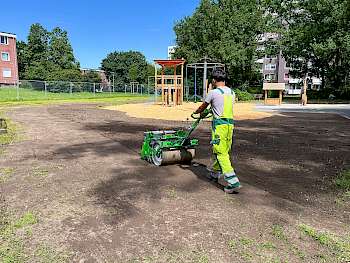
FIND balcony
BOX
[289,78,302,84]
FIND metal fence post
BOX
[93,83,96,96]
[16,81,19,100]
[70,82,73,95]
[44,81,47,97]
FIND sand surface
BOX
[103,102,272,121]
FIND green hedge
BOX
[233,89,255,101]
[308,88,350,100]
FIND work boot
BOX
[224,183,242,194]
[223,172,241,193]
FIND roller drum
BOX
[159,148,195,165]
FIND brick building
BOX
[0,32,18,85]
[80,68,110,85]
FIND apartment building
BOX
[256,33,322,95]
[167,46,176,59]
[0,32,18,85]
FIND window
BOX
[0,36,8,45]
[1,52,10,61]
[3,69,12,78]
[264,74,276,81]
[265,55,278,59]
[265,64,276,70]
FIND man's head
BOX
[211,68,227,87]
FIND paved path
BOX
[256,104,350,119]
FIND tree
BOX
[270,0,350,92]
[49,27,79,70]
[82,71,102,83]
[128,64,138,81]
[174,0,265,87]
[101,51,148,85]
[26,23,49,64]
[19,23,82,82]
[16,41,29,79]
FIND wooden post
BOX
[173,65,177,106]
[264,90,268,104]
[279,90,282,105]
[181,63,184,104]
[154,64,158,103]
[161,67,165,105]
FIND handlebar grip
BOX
[191,113,200,119]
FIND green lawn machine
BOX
[140,109,212,166]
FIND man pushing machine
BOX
[193,68,241,193]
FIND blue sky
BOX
[2,0,199,68]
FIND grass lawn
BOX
[0,87,150,106]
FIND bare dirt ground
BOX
[1,103,350,262]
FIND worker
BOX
[193,68,241,193]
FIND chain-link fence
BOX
[0,80,156,102]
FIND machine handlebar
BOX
[191,108,213,120]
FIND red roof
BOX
[154,59,186,67]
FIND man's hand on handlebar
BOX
[194,102,209,114]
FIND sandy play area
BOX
[104,102,272,121]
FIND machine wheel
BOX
[151,143,163,166]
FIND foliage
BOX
[101,51,149,85]
[16,41,29,80]
[48,69,83,82]
[335,170,350,191]
[17,23,81,82]
[174,0,266,87]
[299,224,350,262]
[268,0,350,92]
[82,71,102,83]
[49,27,79,70]
[0,211,38,263]
[0,209,70,263]
[0,116,18,146]
[234,89,255,101]
[247,86,263,94]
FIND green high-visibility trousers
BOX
[211,123,234,174]
[210,87,240,187]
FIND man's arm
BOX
[194,102,209,114]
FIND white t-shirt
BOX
[205,86,235,119]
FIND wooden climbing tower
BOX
[154,59,185,106]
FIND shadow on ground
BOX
[49,108,350,222]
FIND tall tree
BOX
[174,0,265,87]
[16,41,28,79]
[20,23,81,81]
[49,27,79,70]
[101,51,148,85]
[26,23,49,64]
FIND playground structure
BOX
[263,83,285,105]
[154,59,185,106]
[186,57,225,102]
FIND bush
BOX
[247,86,263,94]
[233,89,255,101]
[308,88,350,100]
